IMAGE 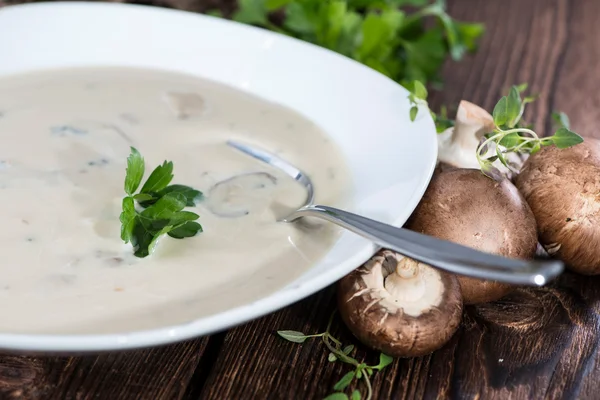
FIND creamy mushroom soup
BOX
[0,67,352,334]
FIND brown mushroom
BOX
[406,168,538,304]
[337,250,463,358]
[514,137,600,274]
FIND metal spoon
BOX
[226,140,563,286]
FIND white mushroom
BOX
[437,100,526,179]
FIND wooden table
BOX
[1,0,599,399]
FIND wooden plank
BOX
[198,0,600,399]
[0,339,209,399]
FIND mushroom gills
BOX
[337,250,463,358]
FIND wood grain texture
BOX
[1,0,600,399]
[0,340,208,399]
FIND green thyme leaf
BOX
[552,111,571,129]
[506,86,522,128]
[551,127,584,149]
[492,96,509,127]
[277,330,311,343]
[515,82,528,93]
[333,371,356,391]
[412,80,428,100]
[351,390,361,400]
[323,393,349,400]
[410,106,418,121]
[371,353,394,370]
[498,132,521,148]
[476,84,584,177]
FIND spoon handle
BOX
[288,205,563,286]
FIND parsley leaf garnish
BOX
[120,147,204,258]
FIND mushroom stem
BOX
[395,257,419,279]
[384,258,425,301]
[437,100,496,170]
[450,100,492,149]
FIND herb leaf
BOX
[119,196,136,243]
[552,111,571,129]
[140,161,174,194]
[277,330,311,343]
[492,96,509,127]
[125,147,145,196]
[168,221,203,239]
[138,184,203,208]
[506,86,522,128]
[323,393,349,400]
[409,106,419,121]
[222,0,484,90]
[333,371,356,391]
[372,353,394,370]
[351,390,361,400]
[120,148,203,258]
[141,192,187,219]
[475,84,584,178]
[551,127,584,149]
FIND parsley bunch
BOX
[120,147,203,258]
[219,0,484,89]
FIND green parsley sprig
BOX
[476,84,583,176]
[120,147,203,258]
[219,0,484,90]
[277,312,394,400]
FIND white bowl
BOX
[0,1,437,352]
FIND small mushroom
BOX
[337,250,463,358]
[163,91,207,119]
[437,100,527,179]
[406,168,538,304]
[204,172,278,218]
[514,137,600,274]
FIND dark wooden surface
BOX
[1,0,600,399]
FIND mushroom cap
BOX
[514,138,600,274]
[406,168,538,304]
[337,251,463,358]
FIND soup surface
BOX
[0,67,352,334]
